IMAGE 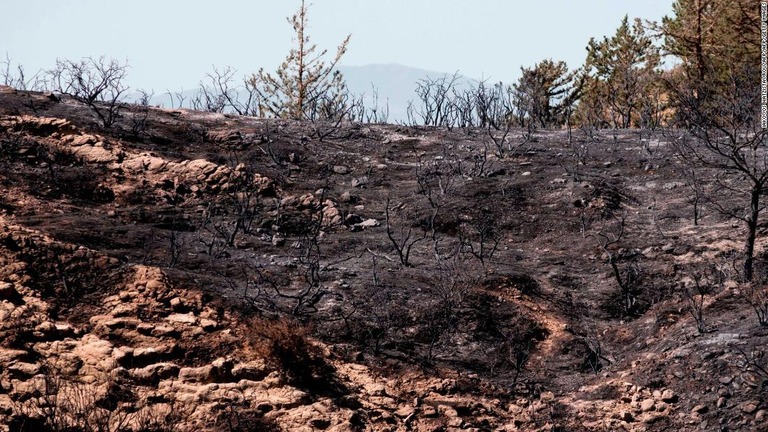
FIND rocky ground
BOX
[0,86,767,431]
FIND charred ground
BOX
[0,87,766,431]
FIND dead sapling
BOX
[593,214,644,317]
[47,56,129,128]
[166,227,185,269]
[742,269,768,326]
[129,89,153,138]
[581,324,610,374]
[194,65,251,114]
[421,255,477,364]
[732,345,768,385]
[458,208,502,268]
[307,89,357,141]
[413,72,461,127]
[385,198,426,267]
[672,134,706,225]
[561,142,589,183]
[681,263,725,333]
[487,120,515,159]
[196,203,232,259]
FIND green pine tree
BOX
[249,0,351,120]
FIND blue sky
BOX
[2,0,673,91]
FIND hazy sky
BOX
[2,0,674,91]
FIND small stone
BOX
[619,411,634,422]
[508,404,523,415]
[351,176,369,188]
[7,362,41,379]
[540,391,555,402]
[718,376,733,385]
[364,383,386,396]
[200,319,217,331]
[661,389,678,403]
[332,165,350,174]
[422,405,437,417]
[691,404,708,414]
[741,401,760,414]
[165,313,197,325]
[756,410,766,422]
[438,404,459,418]
[640,399,655,412]
[0,282,20,302]
[717,397,727,408]
[357,218,379,228]
[395,406,415,418]
[169,297,183,310]
[178,365,215,383]
[232,360,268,381]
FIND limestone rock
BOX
[661,389,678,403]
[640,399,655,412]
[741,401,761,414]
[232,360,269,381]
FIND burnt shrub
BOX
[58,171,114,204]
[214,405,282,432]
[248,317,347,397]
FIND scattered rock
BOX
[332,165,350,174]
[438,404,459,418]
[357,218,379,229]
[364,383,386,396]
[741,401,761,414]
[422,405,438,417]
[165,313,197,325]
[131,362,180,384]
[661,389,678,403]
[231,360,269,381]
[691,404,708,414]
[351,176,369,188]
[339,191,358,203]
[200,319,218,331]
[7,361,41,379]
[271,234,286,246]
[0,282,21,302]
[395,405,415,418]
[179,365,216,383]
[640,399,656,412]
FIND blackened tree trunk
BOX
[744,186,761,281]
